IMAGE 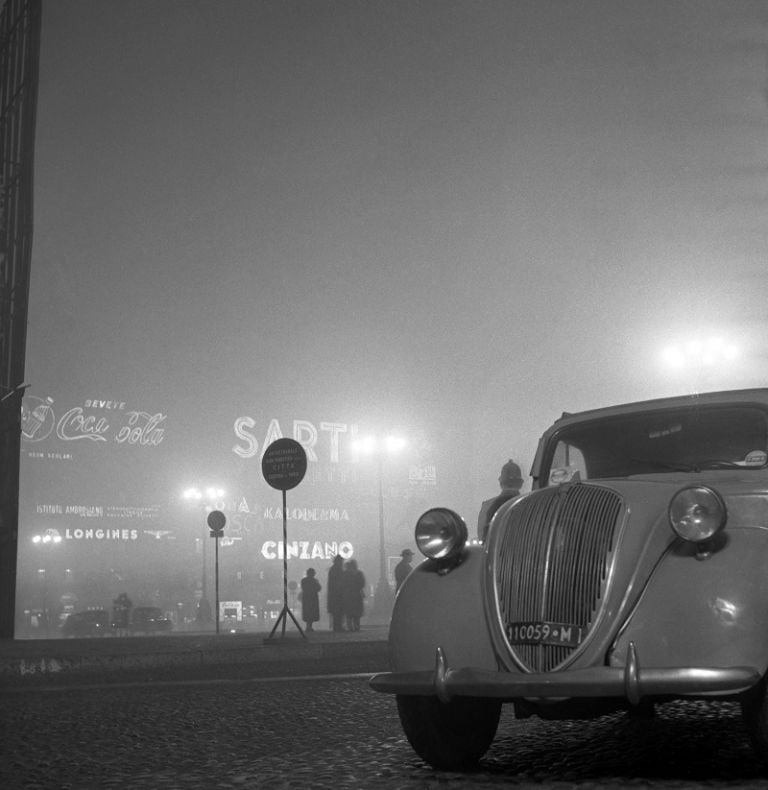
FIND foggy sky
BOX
[27,0,768,503]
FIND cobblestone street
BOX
[3,674,768,789]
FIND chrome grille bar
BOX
[494,484,622,672]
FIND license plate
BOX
[506,621,585,648]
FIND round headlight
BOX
[415,508,468,560]
[668,485,727,543]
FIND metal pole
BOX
[215,532,220,635]
[41,568,48,638]
[202,525,207,601]
[282,488,288,637]
[378,453,386,587]
[373,452,392,617]
[201,520,209,620]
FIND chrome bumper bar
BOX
[369,643,761,705]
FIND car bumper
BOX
[370,643,761,705]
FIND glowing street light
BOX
[661,338,740,370]
[32,529,62,545]
[31,529,62,636]
[660,336,741,392]
[182,485,225,627]
[352,434,407,618]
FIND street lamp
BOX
[660,336,741,393]
[352,434,406,619]
[182,486,225,628]
[31,529,62,637]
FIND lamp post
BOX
[353,435,406,619]
[32,529,62,637]
[182,486,225,628]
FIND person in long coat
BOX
[300,568,321,631]
[326,555,345,632]
[112,592,133,636]
[342,558,366,632]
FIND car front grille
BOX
[492,484,622,672]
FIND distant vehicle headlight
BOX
[668,485,727,542]
[415,508,468,561]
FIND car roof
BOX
[552,388,768,427]
[530,387,768,484]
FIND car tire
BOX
[742,678,768,762]
[395,694,501,770]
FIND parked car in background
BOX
[60,609,113,638]
[128,606,173,634]
[372,388,768,770]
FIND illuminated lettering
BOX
[259,540,354,560]
[293,420,318,462]
[320,423,347,463]
[115,412,165,445]
[232,416,258,459]
[232,418,358,463]
[64,528,139,541]
[261,541,277,559]
[57,408,109,442]
[263,419,284,451]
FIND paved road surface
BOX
[3,673,768,789]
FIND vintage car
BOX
[127,606,173,634]
[371,388,768,770]
[60,609,113,638]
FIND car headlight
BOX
[668,485,727,543]
[415,508,468,561]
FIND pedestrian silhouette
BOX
[394,548,414,593]
[112,591,133,636]
[300,568,321,632]
[477,459,524,541]
[326,554,345,632]
[342,559,366,632]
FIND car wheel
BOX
[396,694,501,770]
[742,678,768,762]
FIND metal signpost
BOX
[207,510,226,635]
[262,438,308,640]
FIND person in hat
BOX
[394,548,415,593]
[342,559,366,632]
[326,555,345,632]
[300,568,321,632]
[477,459,524,541]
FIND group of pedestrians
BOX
[299,555,367,632]
[297,458,525,634]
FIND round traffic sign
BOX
[207,509,226,535]
[262,438,307,491]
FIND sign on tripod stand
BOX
[262,438,308,639]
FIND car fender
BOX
[611,526,768,675]
[389,546,497,673]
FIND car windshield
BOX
[544,404,768,484]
